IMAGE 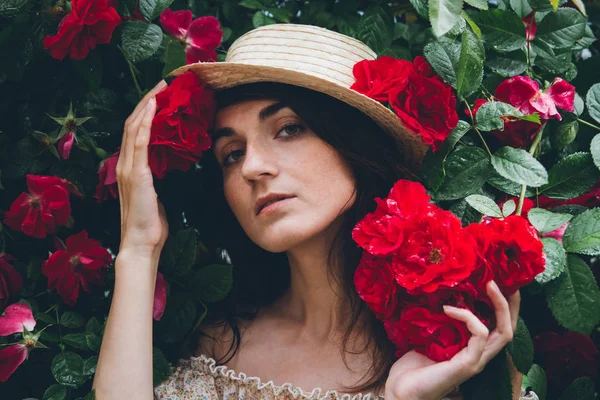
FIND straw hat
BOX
[167,23,429,171]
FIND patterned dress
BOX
[153,354,539,400]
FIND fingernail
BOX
[490,280,499,290]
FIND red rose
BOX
[354,252,399,320]
[0,303,36,382]
[57,131,75,160]
[94,151,120,202]
[416,280,495,328]
[43,0,121,61]
[534,331,600,392]
[350,56,413,102]
[149,71,216,179]
[469,98,540,148]
[466,215,545,295]
[391,207,478,294]
[388,65,458,152]
[159,9,222,64]
[0,254,22,309]
[3,175,82,238]
[495,76,575,121]
[352,180,431,256]
[153,272,168,321]
[384,306,471,362]
[42,230,112,306]
[523,11,537,41]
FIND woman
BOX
[92,24,529,400]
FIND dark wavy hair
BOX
[180,81,417,394]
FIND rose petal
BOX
[0,303,36,336]
[0,344,28,382]
[160,8,193,39]
[57,132,75,159]
[153,272,168,321]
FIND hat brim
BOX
[168,62,429,171]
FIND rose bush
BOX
[1,1,600,400]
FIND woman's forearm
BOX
[93,249,159,399]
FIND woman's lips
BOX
[257,197,296,216]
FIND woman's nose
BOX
[240,141,279,182]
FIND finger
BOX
[486,280,513,341]
[123,96,157,172]
[132,97,156,171]
[120,80,167,171]
[508,290,521,332]
[443,306,488,367]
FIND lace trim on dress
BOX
[188,354,386,400]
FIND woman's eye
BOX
[222,149,244,167]
[277,123,304,138]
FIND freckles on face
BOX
[212,99,356,253]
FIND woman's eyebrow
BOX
[212,102,289,142]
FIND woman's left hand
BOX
[384,280,521,400]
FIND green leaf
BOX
[487,170,536,197]
[563,208,600,255]
[544,255,600,334]
[470,9,527,52]
[409,0,430,19]
[85,332,102,352]
[62,333,90,351]
[435,147,491,200]
[160,228,198,277]
[60,312,85,329]
[252,10,276,27]
[537,238,567,284]
[465,194,503,217]
[456,29,484,98]
[120,22,163,63]
[539,153,599,199]
[429,0,463,37]
[465,0,488,9]
[153,347,171,386]
[43,384,67,400]
[423,40,460,88]
[83,356,98,376]
[460,350,513,400]
[161,36,186,78]
[139,0,175,21]
[550,0,559,11]
[491,146,548,187]
[239,0,264,9]
[558,377,596,400]
[461,11,482,37]
[502,199,516,217]
[506,317,534,374]
[552,120,579,150]
[450,198,483,227]
[476,101,540,131]
[591,134,600,171]
[527,364,547,400]
[85,317,102,335]
[354,6,392,55]
[0,0,29,17]
[422,120,471,192]
[36,312,57,324]
[586,83,600,124]
[487,51,527,77]
[528,208,572,233]
[159,292,197,344]
[191,264,234,303]
[509,0,532,17]
[535,9,586,48]
[51,352,85,388]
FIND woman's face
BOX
[212,98,356,253]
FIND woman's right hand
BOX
[116,80,169,260]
